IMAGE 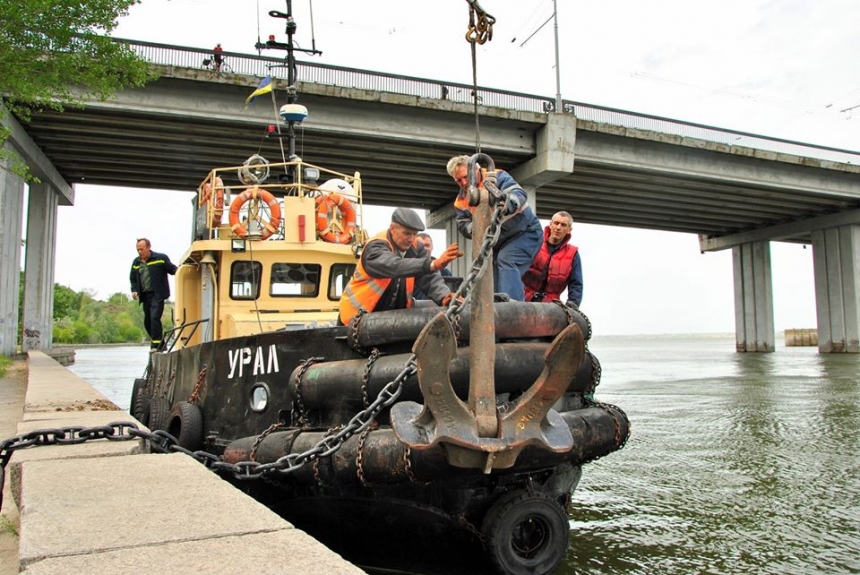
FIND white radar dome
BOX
[279,104,308,123]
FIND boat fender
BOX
[130,377,147,419]
[165,401,204,451]
[481,490,569,575]
[229,187,282,240]
[315,192,357,244]
[145,397,171,431]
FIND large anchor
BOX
[391,154,584,473]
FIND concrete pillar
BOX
[812,225,860,353]
[733,241,775,352]
[0,158,26,356]
[22,183,59,351]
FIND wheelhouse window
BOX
[328,263,356,300]
[230,261,262,300]
[271,263,321,297]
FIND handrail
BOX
[111,37,860,164]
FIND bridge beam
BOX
[733,241,775,352]
[699,208,860,252]
[812,225,860,352]
[22,183,59,352]
[0,156,25,355]
[510,112,576,187]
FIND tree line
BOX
[18,275,173,345]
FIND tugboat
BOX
[130,3,629,574]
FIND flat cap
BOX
[391,207,425,231]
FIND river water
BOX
[68,336,860,575]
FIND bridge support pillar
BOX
[22,182,59,352]
[812,225,860,353]
[0,158,25,356]
[732,241,775,352]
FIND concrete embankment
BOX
[5,351,365,575]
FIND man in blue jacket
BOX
[130,238,177,351]
[446,155,542,301]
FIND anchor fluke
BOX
[390,311,586,471]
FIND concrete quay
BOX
[2,351,366,575]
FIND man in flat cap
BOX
[339,207,463,325]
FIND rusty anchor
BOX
[390,312,584,472]
[390,152,584,472]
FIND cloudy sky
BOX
[50,0,859,335]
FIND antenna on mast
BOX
[256,1,323,169]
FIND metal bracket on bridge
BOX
[390,312,584,473]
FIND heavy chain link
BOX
[360,348,381,409]
[187,365,207,405]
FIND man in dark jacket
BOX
[130,238,178,350]
[523,211,583,308]
[447,155,542,301]
[339,208,462,325]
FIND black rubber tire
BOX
[165,401,204,450]
[146,397,171,431]
[129,378,146,415]
[482,491,570,575]
[132,389,151,423]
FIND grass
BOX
[0,356,10,378]
[0,515,17,538]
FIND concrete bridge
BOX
[2,39,859,354]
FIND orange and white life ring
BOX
[229,187,282,240]
[199,176,225,227]
[315,193,357,244]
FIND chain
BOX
[457,514,486,543]
[403,445,417,483]
[188,365,207,405]
[249,422,286,461]
[551,299,573,325]
[313,425,343,487]
[163,368,176,400]
[290,357,323,427]
[360,349,381,409]
[356,426,372,487]
[348,309,367,354]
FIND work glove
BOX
[502,193,522,215]
[493,293,511,303]
[441,293,464,307]
[432,243,463,271]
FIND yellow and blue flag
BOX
[245,76,273,106]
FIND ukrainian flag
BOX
[245,76,273,106]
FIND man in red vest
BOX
[522,211,583,309]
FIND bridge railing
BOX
[114,38,860,165]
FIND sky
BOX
[48,0,860,335]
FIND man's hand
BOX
[431,243,464,271]
[441,293,464,307]
[132,292,139,300]
[503,193,522,215]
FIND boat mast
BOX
[256,1,322,167]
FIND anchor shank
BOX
[470,186,498,437]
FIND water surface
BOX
[69,336,860,574]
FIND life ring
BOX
[315,192,357,244]
[199,177,225,227]
[229,187,282,240]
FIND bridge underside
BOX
[4,72,860,353]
